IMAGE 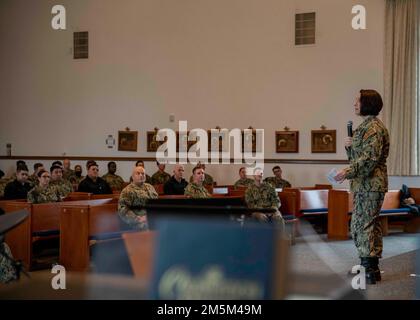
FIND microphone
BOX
[347,121,353,137]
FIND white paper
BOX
[326,168,339,185]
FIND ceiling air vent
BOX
[74,31,89,59]
[295,12,315,45]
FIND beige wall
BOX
[1,0,395,187]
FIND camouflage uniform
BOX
[0,243,17,283]
[118,182,158,230]
[245,182,284,226]
[151,170,171,185]
[0,178,9,198]
[63,169,75,182]
[102,173,125,191]
[49,179,73,197]
[189,173,214,186]
[145,174,152,184]
[264,177,291,189]
[27,185,61,204]
[184,183,211,198]
[345,116,389,258]
[28,174,39,187]
[71,175,85,185]
[234,178,254,189]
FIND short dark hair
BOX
[37,169,48,178]
[272,166,281,172]
[74,165,82,170]
[52,160,63,167]
[16,160,26,167]
[359,89,383,116]
[193,166,204,174]
[239,167,246,173]
[17,165,28,173]
[108,161,116,168]
[87,162,98,170]
[0,170,4,179]
[86,160,96,167]
[34,163,43,171]
[136,160,144,166]
[50,165,63,173]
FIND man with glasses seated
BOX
[77,161,112,194]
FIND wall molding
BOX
[0,156,349,165]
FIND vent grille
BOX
[74,31,89,59]
[295,12,315,45]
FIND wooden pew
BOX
[286,188,329,218]
[90,194,119,200]
[3,201,63,270]
[122,231,156,280]
[59,199,120,271]
[153,184,164,195]
[327,189,352,240]
[279,191,299,244]
[327,189,417,240]
[3,201,32,269]
[63,192,92,201]
[403,188,420,233]
[0,199,26,212]
[59,196,251,272]
[61,190,299,271]
[205,184,214,194]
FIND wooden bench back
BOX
[228,189,246,197]
[381,190,401,209]
[89,203,120,235]
[314,184,333,190]
[4,201,32,267]
[31,202,61,232]
[0,199,26,212]
[90,194,119,200]
[300,190,329,210]
[409,187,420,203]
[153,184,164,195]
[64,192,92,201]
[278,191,297,216]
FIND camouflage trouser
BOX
[0,242,18,283]
[351,192,385,258]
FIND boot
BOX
[371,257,381,281]
[361,257,377,285]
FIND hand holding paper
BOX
[327,168,339,184]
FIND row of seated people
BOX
[0,164,293,277]
[0,160,292,230]
[0,159,292,198]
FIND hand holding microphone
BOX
[347,120,353,137]
[345,121,353,148]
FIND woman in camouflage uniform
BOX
[27,170,61,204]
[334,90,389,285]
